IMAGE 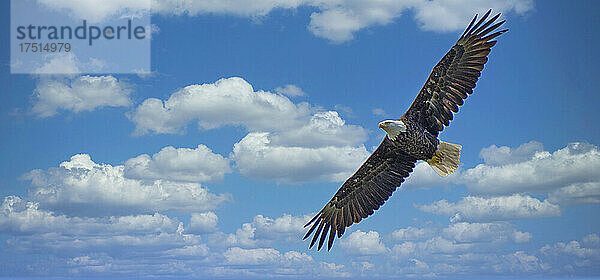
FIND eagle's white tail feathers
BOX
[426,141,462,177]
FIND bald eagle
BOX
[304,10,507,251]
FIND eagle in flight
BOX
[304,10,507,251]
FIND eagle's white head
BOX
[378,120,407,140]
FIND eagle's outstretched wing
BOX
[303,138,417,250]
[404,10,507,136]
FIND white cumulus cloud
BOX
[442,222,531,244]
[37,0,150,22]
[541,239,600,259]
[307,0,415,43]
[130,77,371,184]
[0,195,213,261]
[548,182,600,205]
[124,145,230,183]
[23,154,229,216]
[155,0,532,43]
[539,234,600,273]
[164,244,210,258]
[497,251,549,274]
[188,212,219,234]
[38,0,533,43]
[31,75,131,118]
[391,226,433,241]
[275,84,306,97]
[251,213,312,241]
[129,77,310,135]
[129,78,366,144]
[412,0,533,32]
[418,236,473,254]
[0,196,181,235]
[339,230,388,255]
[231,132,369,183]
[462,142,600,196]
[583,234,600,248]
[478,141,544,166]
[416,194,561,222]
[209,213,311,248]
[268,111,367,148]
[33,53,82,74]
[223,247,283,265]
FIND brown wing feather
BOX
[404,9,507,136]
[303,138,417,250]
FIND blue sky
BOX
[1,0,599,278]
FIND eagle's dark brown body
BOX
[304,10,507,251]
[395,117,438,160]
